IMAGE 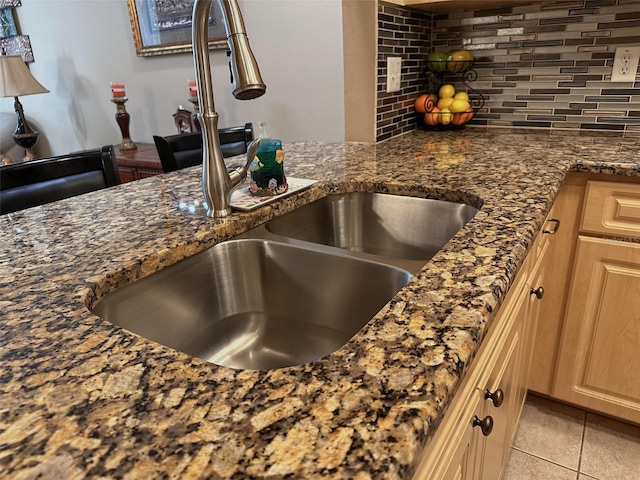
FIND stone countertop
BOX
[1,128,639,479]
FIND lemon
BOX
[439,84,455,98]
[437,97,454,109]
[454,91,469,101]
[450,99,471,113]
[440,107,453,125]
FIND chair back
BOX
[0,145,120,215]
[153,122,254,173]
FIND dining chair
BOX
[153,122,254,173]
[0,145,120,215]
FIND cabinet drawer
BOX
[581,180,640,239]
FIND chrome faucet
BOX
[192,0,266,217]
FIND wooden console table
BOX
[114,143,163,183]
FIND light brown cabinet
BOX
[414,171,640,478]
[413,227,548,480]
[527,177,582,395]
[472,290,525,480]
[528,173,640,425]
[553,179,640,424]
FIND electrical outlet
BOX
[386,57,402,93]
[611,46,640,82]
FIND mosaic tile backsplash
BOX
[377,0,640,141]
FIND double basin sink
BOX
[92,192,479,370]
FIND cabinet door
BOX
[554,236,640,424]
[474,281,528,480]
[441,395,483,480]
[413,239,543,480]
[412,386,483,480]
[524,232,548,393]
[528,174,585,396]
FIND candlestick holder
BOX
[188,95,202,132]
[111,97,137,151]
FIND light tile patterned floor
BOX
[504,394,640,480]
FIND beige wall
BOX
[343,0,377,143]
[4,0,346,157]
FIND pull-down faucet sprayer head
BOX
[218,0,266,100]
[227,33,266,100]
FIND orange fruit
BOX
[426,94,438,112]
[414,93,429,113]
[462,107,474,123]
[415,93,437,113]
[424,107,441,126]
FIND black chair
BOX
[0,145,120,215]
[153,122,254,173]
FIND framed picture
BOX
[0,7,18,38]
[0,34,33,62]
[127,0,227,57]
[0,1,21,8]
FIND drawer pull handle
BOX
[473,415,494,436]
[484,388,504,408]
[543,218,560,234]
[530,286,544,299]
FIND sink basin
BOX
[92,239,412,370]
[266,192,479,269]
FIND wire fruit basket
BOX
[415,50,486,130]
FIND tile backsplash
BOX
[377,0,640,141]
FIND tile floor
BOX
[504,394,640,480]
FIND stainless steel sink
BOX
[266,192,478,271]
[92,192,478,371]
[92,239,412,370]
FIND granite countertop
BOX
[1,128,639,479]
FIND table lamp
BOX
[0,55,49,160]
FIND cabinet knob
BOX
[473,415,494,436]
[530,286,544,299]
[543,218,561,234]
[484,388,505,408]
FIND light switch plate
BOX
[386,57,402,93]
[611,46,640,82]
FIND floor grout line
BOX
[510,445,580,473]
[576,409,588,478]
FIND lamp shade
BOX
[0,55,49,98]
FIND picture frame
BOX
[0,7,18,38]
[0,34,33,62]
[0,1,21,8]
[126,0,227,57]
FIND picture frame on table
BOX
[126,0,227,57]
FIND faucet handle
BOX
[245,138,261,166]
[228,138,261,187]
